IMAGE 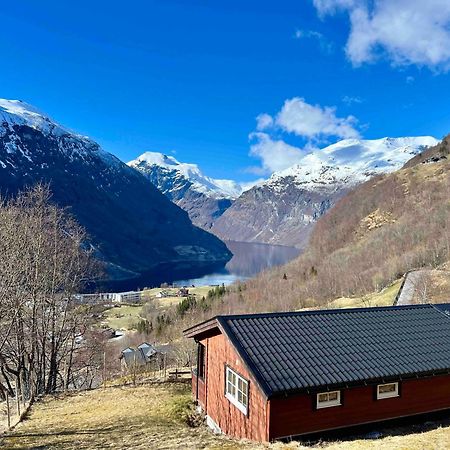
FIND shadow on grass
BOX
[4,427,113,438]
[295,409,450,446]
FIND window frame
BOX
[316,390,341,409]
[376,382,399,400]
[225,366,249,415]
[197,343,206,380]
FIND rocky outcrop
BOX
[128,152,243,230]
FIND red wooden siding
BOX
[269,374,450,440]
[197,333,269,442]
[192,371,206,409]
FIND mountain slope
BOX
[212,136,439,247]
[128,152,245,230]
[0,100,231,279]
[207,135,450,316]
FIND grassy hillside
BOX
[3,383,450,449]
[186,137,450,321]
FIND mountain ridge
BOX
[129,151,255,230]
[0,99,232,281]
[211,136,439,247]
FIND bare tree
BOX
[0,184,98,401]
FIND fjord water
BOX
[95,241,300,292]
[174,240,301,287]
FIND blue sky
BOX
[1,0,450,181]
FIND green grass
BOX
[145,285,217,309]
[326,280,402,310]
[101,286,217,331]
[103,304,144,330]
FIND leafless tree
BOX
[0,184,99,401]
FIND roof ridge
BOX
[429,303,450,320]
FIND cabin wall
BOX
[192,371,206,408]
[269,374,450,440]
[197,333,268,442]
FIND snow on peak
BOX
[0,99,85,138]
[267,136,439,192]
[133,151,182,168]
[129,151,246,199]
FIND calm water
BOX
[173,241,301,287]
[92,241,300,292]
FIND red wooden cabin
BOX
[184,304,450,442]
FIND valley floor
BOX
[3,382,450,449]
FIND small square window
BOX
[317,390,341,409]
[377,382,399,399]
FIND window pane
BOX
[328,392,338,401]
[238,390,243,403]
[379,384,396,394]
[318,393,328,403]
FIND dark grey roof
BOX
[121,343,159,367]
[215,304,450,397]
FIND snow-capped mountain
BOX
[266,137,439,192]
[0,99,231,279]
[129,152,244,199]
[212,136,439,247]
[129,152,248,230]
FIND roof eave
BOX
[183,316,220,339]
[268,367,450,399]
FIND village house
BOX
[177,287,190,297]
[119,342,172,372]
[120,342,159,371]
[184,304,450,442]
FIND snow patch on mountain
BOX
[128,151,247,199]
[0,99,126,170]
[267,136,439,193]
[0,99,84,138]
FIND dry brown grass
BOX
[0,383,258,450]
[3,382,450,450]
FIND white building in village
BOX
[111,291,142,304]
[75,290,143,305]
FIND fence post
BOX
[6,391,11,429]
[103,351,106,389]
[16,380,21,418]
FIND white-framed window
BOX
[225,366,249,414]
[377,382,399,399]
[316,390,341,409]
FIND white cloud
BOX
[313,0,359,16]
[294,29,333,53]
[406,76,415,84]
[249,132,305,174]
[313,0,450,70]
[275,97,360,140]
[342,95,363,105]
[248,98,361,174]
[255,113,274,130]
